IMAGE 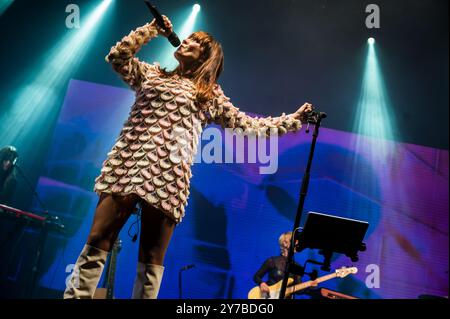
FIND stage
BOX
[0,0,448,302]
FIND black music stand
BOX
[295,212,369,271]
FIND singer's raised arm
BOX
[105,22,159,90]
[205,85,303,137]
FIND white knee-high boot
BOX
[63,244,109,299]
[131,262,165,299]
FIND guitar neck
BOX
[286,273,338,296]
[106,250,118,299]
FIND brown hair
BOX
[160,31,224,106]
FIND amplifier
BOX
[320,288,358,299]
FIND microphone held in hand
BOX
[144,0,181,47]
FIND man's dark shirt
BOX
[253,255,299,286]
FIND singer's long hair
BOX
[160,31,224,106]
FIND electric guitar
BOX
[93,239,122,299]
[247,266,358,299]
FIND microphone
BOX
[144,1,181,47]
[180,264,195,271]
[304,110,327,133]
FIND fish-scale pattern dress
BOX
[94,23,304,224]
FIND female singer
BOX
[64,16,313,299]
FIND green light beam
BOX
[0,0,14,16]
[0,0,113,155]
[352,40,397,161]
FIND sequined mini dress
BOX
[94,23,303,224]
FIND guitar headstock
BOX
[335,267,358,278]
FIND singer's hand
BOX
[293,103,314,122]
[150,15,173,38]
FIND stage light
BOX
[352,38,396,161]
[159,4,202,69]
[368,37,375,45]
[0,0,113,160]
[349,39,398,219]
[193,4,201,13]
[0,0,14,16]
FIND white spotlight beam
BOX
[193,4,201,14]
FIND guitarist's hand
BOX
[259,282,270,294]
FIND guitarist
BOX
[253,231,309,298]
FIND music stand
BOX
[296,212,369,271]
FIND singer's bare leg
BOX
[138,202,175,265]
[64,193,140,298]
[130,202,174,299]
[86,193,139,252]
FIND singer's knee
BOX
[138,248,165,266]
[87,231,116,252]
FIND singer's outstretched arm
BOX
[206,85,304,137]
[105,22,159,90]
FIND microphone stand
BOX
[14,164,49,216]
[178,264,195,299]
[278,111,327,299]
[13,164,53,298]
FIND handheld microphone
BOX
[144,1,181,47]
